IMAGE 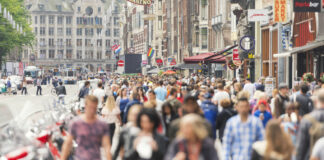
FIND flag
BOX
[111,44,119,50]
[115,46,121,54]
[147,48,154,58]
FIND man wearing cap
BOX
[201,89,218,139]
[274,83,290,118]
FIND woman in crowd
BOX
[270,89,279,113]
[164,114,218,160]
[137,87,148,103]
[101,95,121,143]
[116,88,130,121]
[130,108,168,160]
[21,77,28,95]
[215,98,236,141]
[251,119,294,160]
[280,102,300,146]
[161,102,178,138]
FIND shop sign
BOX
[248,9,269,22]
[293,0,321,12]
[127,0,152,5]
[232,49,240,61]
[274,0,287,22]
[282,26,293,50]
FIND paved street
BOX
[0,84,80,127]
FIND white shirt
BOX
[212,90,230,112]
[101,107,120,124]
[155,99,163,114]
[243,83,256,99]
[92,88,106,108]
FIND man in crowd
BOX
[154,80,167,101]
[147,90,163,114]
[243,78,256,99]
[56,81,66,105]
[296,88,324,160]
[212,83,230,112]
[92,81,106,112]
[79,81,90,110]
[296,83,314,116]
[166,87,182,114]
[36,77,42,96]
[223,97,264,160]
[274,83,290,118]
[123,92,142,123]
[6,78,12,95]
[61,95,112,160]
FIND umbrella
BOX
[163,70,176,75]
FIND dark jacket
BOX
[164,138,218,160]
[113,125,139,160]
[78,86,89,99]
[56,85,66,95]
[123,99,142,123]
[215,107,237,141]
[274,94,290,118]
[296,93,313,116]
[296,109,324,160]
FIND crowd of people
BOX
[62,74,324,160]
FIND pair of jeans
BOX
[109,123,116,144]
[21,87,27,95]
[57,95,65,104]
[36,86,42,95]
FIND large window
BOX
[66,16,72,25]
[201,28,208,49]
[97,51,102,59]
[66,50,72,59]
[49,16,54,24]
[34,16,38,24]
[85,39,92,46]
[40,50,46,59]
[77,50,82,59]
[57,39,63,47]
[66,39,72,47]
[97,39,102,47]
[85,28,93,36]
[40,38,46,47]
[85,51,94,59]
[98,7,101,13]
[57,28,63,35]
[105,29,111,37]
[34,27,37,35]
[114,29,119,37]
[40,27,45,35]
[57,16,63,25]
[49,27,54,35]
[66,28,72,36]
[57,50,63,59]
[77,39,82,46]
[106,40,110,47]
[49,38,54,46]
[158,0,162,9]
[40,15,45,24]
[49,50,55,59]
[158,16,162,29]
[78,7,81,12]
[97,28,102,36]
[114,17,119,26]
[77,28,82,36]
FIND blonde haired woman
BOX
[101,95,121,143]
[251,119,294,160]
[164,114,218,160]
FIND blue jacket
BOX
[123,99,142,123]
[7,81,11,88]
[201,100,218,138]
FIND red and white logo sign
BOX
[117,60,124,67]
[232,49,242,66]
[248,9,269,22]
[170,59,177,66]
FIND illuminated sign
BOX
[127,0,152,5]
[294,0,321,12]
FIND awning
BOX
[274,39,324,58]
[183,53,214,63]
[147,68,160,74]
[174,63,201,70]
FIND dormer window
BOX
[57,5,62,12]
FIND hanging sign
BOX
[127,0,152,5]
[274,0,288,22]
[293,0,321,12]
[232,48,240,61]
[248,9,269,22]
[228,60,239,70]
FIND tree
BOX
[0,0,34,70]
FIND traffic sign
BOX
[232,49,239,61]
[117,60,124,67]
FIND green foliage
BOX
[0,0,34,61]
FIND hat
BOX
[204,92,213,99]
[279,83,288,89]
[258,99,268,106]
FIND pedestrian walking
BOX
[223,97,264,160]
[78,81,90,109]
[251,119,294,160]
[61,95,112,160]
[215,98,236,141]
[201,89,218,139]
[21,78,27,95]
[123,92,142,123]
[274,83,290,118]
[36,77,42,96]
[165,114,218,160]
[154,80,167,101]
[56,81,66,105]
[296,89,324,160]
[101,95,121,144]
[91,81,106,112]
[212,83,230,112]
[296,83,314,116]
[6,78,12,95]
[116,88,129,121]
[243,78,256,99]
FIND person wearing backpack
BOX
[296,83,314,117]
[201,89,218,139]
[296,89,324,160]
[79,81,90,110]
